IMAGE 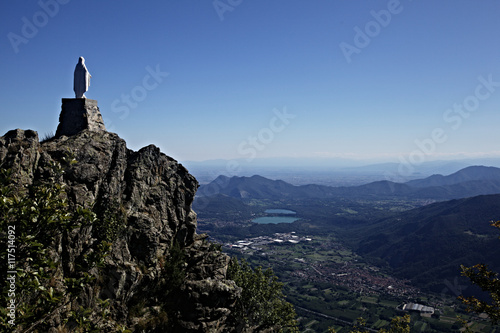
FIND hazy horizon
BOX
[182,156,500,187]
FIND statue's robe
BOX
[74,57,91,98]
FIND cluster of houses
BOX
[225,231,437,316]
[227,232,312,250]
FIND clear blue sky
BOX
[1,0,499,164]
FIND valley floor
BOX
[210,230,496,332]
[194,177,500,332]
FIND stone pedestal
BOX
[55,99,106,137]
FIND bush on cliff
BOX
[227,257,299,332]
[0,166,111,332]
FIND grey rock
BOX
[0,128,242,332]
[0,128,40,186]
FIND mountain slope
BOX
[406,165,500,187]
[197,174,337,199]
[355,194,500,291]
[193,193,256,220]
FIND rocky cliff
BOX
[0,127,241,332]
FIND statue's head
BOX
[78,57,85,64]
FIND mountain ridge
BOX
[406,165,500,187]
[198,165,500,201]
[353,193,500,291]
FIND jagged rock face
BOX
[40,130,198,255]
[0,129,40,186]
[0,129,241,332]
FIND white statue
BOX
[74,57,91,98]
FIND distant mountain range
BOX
[195,166,500,292]
[197,166,500,201]
[184,158,500,186]
[198,174,335,200]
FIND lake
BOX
[252,208,299,224]
[252,216,300,224]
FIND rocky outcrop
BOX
[0,128,40,186]
[0,128,241,332]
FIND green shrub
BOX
[227,257,299,332]
[0,166,112,332]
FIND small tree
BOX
[379,314,410,333]
[329,314,410,333]
[0,165,110,332]
[460,220,500,324]
[227,257,299,332]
